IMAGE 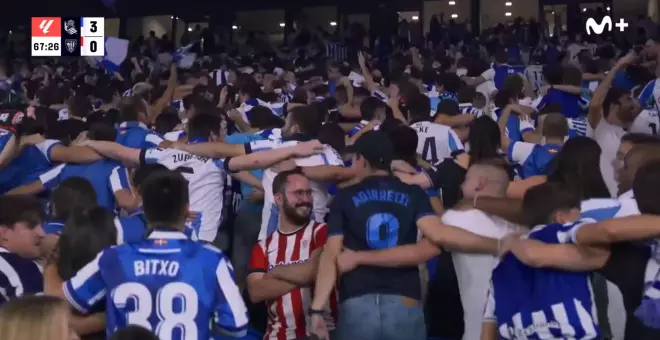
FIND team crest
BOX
[65,39,77,53]
[154,239,168,246]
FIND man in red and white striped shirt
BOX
[247,168,337,340]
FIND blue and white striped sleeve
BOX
[39,164,66,190]
[109,166,131,193]
[531,94,546,111]
[244,139,277,153]
[62,251,107,314]
[213,255,249,337]
[35,139,63,163]
[507,141,535,166]
[567,218,597,244]
[144,132,165,147]
[447,130,464,153]
[639,80,656,109]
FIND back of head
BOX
[494,89,514,108]
[141,170,189,227]
[246,106,284,130]
[494,49,509,64]
[467,116,501,165]
[57,206,117,280]
[542,63,564,85]
[407,93,431,121]
[389,125,419,167]
[287,106,322,137]
[633,160,660,215]
[88,122,117,142]
[457,84,477,104]
[602,87,629,119]
[360,96,386,121]
[541,113,569,139]
[465,159,510,197]
[318,123,346,155]
[188,113,221,141]
[110,325,160,340]
[502,75,524,97]
[0,295,67,340]
[52,177,97,221]
[435,100,460,117]
[132,163,169,189]
[522,182,580,227]
[154,112,182,136]
[119,96,147,122]
[546,136,610,200]
[440,73,461,93]
[67,94,92,118]
[563,65,583,86]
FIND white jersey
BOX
[246,139,343,241]
[410,121,464,164]
[629,109,660,136]
[524,65,545,93]
[140,148,228,242]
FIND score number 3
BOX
[113,282,198,339]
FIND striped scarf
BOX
[635,242,660,328]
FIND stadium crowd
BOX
[4,7,660,340]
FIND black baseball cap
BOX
[346,130,394,170]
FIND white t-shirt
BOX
[444,209,522,340]
[410,121,464,164]
[587,120,625,197]
[246,139,343,241]
[140,147,228,242]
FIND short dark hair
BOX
[154,113,181,136]
[522,182,580,227]
[141,170,189,226]
[633,160,660,215]
[51,177,97,221]
[359,97,386,121]
[109,325,159,340]
[132,164,169,188]
[247,106,284,130]
[88,122,116,142]
[288,106,322,137]
[188,113,221,141]
[541,113,569,139]
[0,195,45,229]
[272,168,304,195]
[603,87,629,119]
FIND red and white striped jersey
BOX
[249,221,338,340]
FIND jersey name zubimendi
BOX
[139,148,229,242]
[484,220,599,339]
[62,231,249,340]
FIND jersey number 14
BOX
[113,282,198,339]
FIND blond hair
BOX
[0,295,69,340]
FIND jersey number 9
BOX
[113,282,198,339]
[365,213,400,249]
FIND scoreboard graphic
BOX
[31,17,105,57]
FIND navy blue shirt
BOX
[0,247,43,305]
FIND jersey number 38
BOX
[113,282,198,340]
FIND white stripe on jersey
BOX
[410,121,464,164]
[252,140,343,241]
[629,109,660,136]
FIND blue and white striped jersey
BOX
[62,230,248,339]
[410,121,464,164]
[638,78,660,111]
[484,220,599,339]
[116,121,164,149]
[507,141,561,178]
[0,247,43,305]
[139,147,230,242]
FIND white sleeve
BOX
[35,139,63,163]
[323,146,344,166]
[447,129,465,153]
[508,141,535,165]
[246,139,279,153]
[145,132,164,145]
[481,68,496,81]
[483,281,496,322]
[109,166,131,193]
[139,148,175,167]
[163,131,183,142]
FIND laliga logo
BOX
[585,16,629,35]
